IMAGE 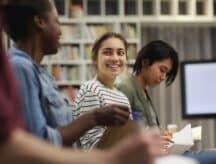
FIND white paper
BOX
[192,126,202,141]
[155,155,198,164]
[168,124,194,154]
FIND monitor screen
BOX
[181,60,216,118]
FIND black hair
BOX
[91,32,128,61]
[133,40,179,86]
[2,0,53,42]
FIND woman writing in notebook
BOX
[117,40,179,151]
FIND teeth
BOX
[107,64,119,68]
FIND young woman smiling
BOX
[73,32,132,149]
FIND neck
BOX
[96,75,115,89]
[15,39,43,64]
[135,73,146,90]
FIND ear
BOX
[34,15,46,30]
[91,56,98,69]
[93,59,97,67]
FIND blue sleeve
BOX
[12,60,62,146]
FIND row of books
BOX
[84,44,137,60]
[52,46,80,60]
[61,25,81,40]
[42,44,137,62]
[127,44,137,60]
[61,24,138,40]
[121,24,137,39]
[84,24,113,40]
[52,65,80,81]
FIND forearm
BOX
[0,128,63,164]
[0,128,109,164]
[59,112,96,146]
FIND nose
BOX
[160,73,166,81]
[111,51,119,61]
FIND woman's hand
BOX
[91,105,130,126]
[108,129,167,164]
[160,131,173,154]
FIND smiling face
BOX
[94,37,127,82]
[141,58,173,88]
[40,3,61,55]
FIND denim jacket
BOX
[9,48,73,146]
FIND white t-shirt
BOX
[73,79,132,149]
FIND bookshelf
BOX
[42,0,216,103]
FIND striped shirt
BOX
[73,79,131,149]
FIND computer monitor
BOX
[181,60,216,118]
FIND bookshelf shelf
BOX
[42,60,84,65]
[56,81,83,86]
[50,0,216,102]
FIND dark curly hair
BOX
[2,0,53,42]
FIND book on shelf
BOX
[85,24,113,40]
[61,25,81,41]
[52,65,62,81]
[52,46,80,60]
[68,66,80,81]
[61,66,68,81]
[51,65,80,81]
[67,46,79,60]
[121,24,137,39]
[69,0,83,18]
[84,44,92,60]
[85,65,96,81]
[127,44,137,60]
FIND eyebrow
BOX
[161,65,170,72]
[102,48,125,51]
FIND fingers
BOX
[161,130,173,142]
[110,104,130,112]
[161,131,172,138]
[161,135,173,143]
[93,105,130,126]
[112,106,130,119]
[159,131,174,154]
[141,130,167,157]
[111,105,130,126]
[113,114,128,126]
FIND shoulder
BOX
[10,55,36,76]
[75,80,99,101]
[79,79,103,95]
[10,50,34,66]
[117,76,134,93]
[9,55,40,87]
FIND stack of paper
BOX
[192,126,202,141]
[168,124,194,154]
